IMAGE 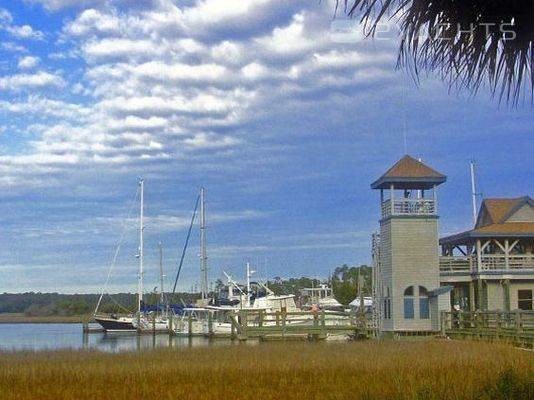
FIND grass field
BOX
[0,340,532,400]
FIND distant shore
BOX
[0,313,90,324]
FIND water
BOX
[0,323,235,352]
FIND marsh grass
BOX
[0,340,532,400]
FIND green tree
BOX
[331,264,371,305]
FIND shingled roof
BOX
[371,155,447,190]
[476,197,532,227]
[440,196,534,245]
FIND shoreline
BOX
[0,313,91,324]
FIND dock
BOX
[441,310,534,347]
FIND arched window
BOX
[419,286,429,319]
[404,286,414,319]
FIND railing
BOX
[441,310,534,346]
[440,255,534,274]
[381,198,436,217]
[439,256,471,273]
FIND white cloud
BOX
[1,42,28,52]
[27,0,105,11]
[0,71,65,91]
[182,0,273,26]
[256,12,326,54]
[0,0,396,191]
[6,24,44,40]
[65,8,121,36]
[0,8,44,40]
[18,56,40,69]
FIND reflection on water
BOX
[0,323,248,352]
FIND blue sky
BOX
[0,0,532,294]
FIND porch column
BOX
[477,279,485,311]
[469,280,475,311]
[504,239,510,270]
[502,279,511,312]
[476,239,482,272]
[390,184,395,215]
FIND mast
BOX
[246,262,255,307]
[159,241,165,306]
[470,161,478,226]
[200,187,208,299]
[138,178,144,313]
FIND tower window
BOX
[404,286,414,319]
[419,286,429,319]
[518,290,532,310]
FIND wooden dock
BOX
[441,310,534,347]
[228,310,371,341]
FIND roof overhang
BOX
[371,176,447,190]
[440,230,534,246]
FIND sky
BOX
[0,0,532,294]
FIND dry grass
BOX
[0,340,532,400]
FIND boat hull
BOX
[94,316,136,332]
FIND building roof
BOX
[440,196,534,245]
[371,155,447,190]
[476,197,532,227]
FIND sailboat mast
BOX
[200,187,208,299]
[159,241,164,305]
[246,262,251,307]
[138,178,144,313]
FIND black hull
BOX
[94,317,136,332]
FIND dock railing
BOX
[229,309,370,341]
[440,310,534,347]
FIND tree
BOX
[331,264,371,305]
[339,1,534,105]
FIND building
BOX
[439,196,534,311]
[372,155,451,333]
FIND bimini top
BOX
[371,155,447,190]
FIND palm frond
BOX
[339,0,534,105]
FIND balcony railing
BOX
[440,255,534,274]
[382,198,436,217]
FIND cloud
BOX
[0,71,65,91]
[26,0,106,11]
[18,56,40,69]
[0,42,28,52]
[0,8,44,40]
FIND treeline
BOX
[1,266,372,316]
[0,292,197,317]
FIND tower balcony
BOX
[381,198,437,218]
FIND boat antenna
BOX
[470,160,478,226]
[170,194,200,301]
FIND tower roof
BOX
[371,155,446,190]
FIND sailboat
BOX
[93,179,146,332]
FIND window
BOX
[404,286,414,319]
[518,290,533,311]
[419,286,429,319]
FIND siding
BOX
[380,216,440,332]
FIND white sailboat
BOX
[94,178,146,332]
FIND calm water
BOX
[0,323,237,352]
